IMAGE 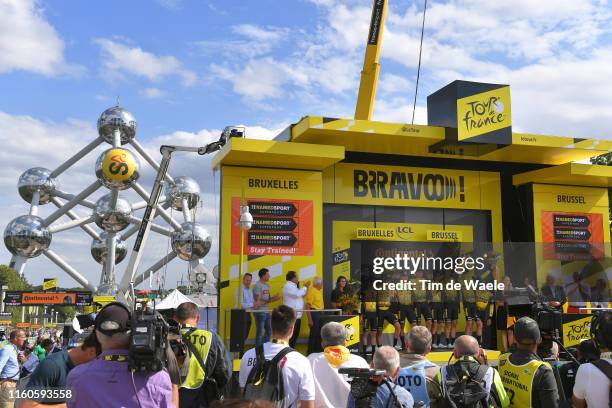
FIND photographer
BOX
[573,311,612,408]
[175,301,230,408]
[558,340,599,401]
[370,346,413,408]
[498,317,559,408]
[66,302,174,408]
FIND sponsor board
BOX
[457,86,512,141]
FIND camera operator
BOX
[369,346,414,408]
[573,311,612,408]
[66,302,174,408]
[498,317,559,408]
[174,301,230,408]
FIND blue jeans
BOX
[255,312,271,347]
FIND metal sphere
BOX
[166,176,200,210]
[97,106,137,144]
[90,233,127,264]
[93,194,133,232]
[17,167,58,204]
[3,215,51,258]
[171,222,211,261]
[94,147,140,190]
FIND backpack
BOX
[443,360,493,408]
[243,345,294,408]
[590,359,612,408]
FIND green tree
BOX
[0,265,33,325]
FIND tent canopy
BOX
[155,289,195,310]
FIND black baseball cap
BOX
[95,302,131,336]
[514,317,541,344]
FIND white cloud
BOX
[0,0,81,76]
[96,38,197,86]
[232,24,288,42]
[140,87,165,99]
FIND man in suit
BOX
[540,274,566,310]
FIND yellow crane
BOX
[354,0,388,120]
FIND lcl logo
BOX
[396,225,414,240]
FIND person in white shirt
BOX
[240,305,315,408]
[573,311,612,408]
[242,273,254,344]
[283,271,310,348]
[307,322,368,408]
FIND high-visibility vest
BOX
[396,360,432,407]
[498,352,548,407]
[180,327,213,389]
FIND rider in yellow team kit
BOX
[376,282,401,348]
[443,271,461,349]
[395,282,414,351]
[412,270,432,332]
[429,273,445,348]
[361,283,378,356]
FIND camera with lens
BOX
[128,300,169,372]
[339,368,389,408]
[532,302,562,339]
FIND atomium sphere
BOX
[94,147,140,190]
[90,233,127,264]
[17,167,58,205]
[93,194,133,232]
[171,222,211,261]
[166,176,200,210]
[97,106,137,144]
[97,283,119,296]
[3,215,51,258]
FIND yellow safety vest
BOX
[498,353,548,407]
[180,327,213,389]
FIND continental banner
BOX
[331,163,496,209]
[220,166,323,341]
[4,291,93,306]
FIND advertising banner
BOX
[231,198,313,256]
[457,86,512,141]
[541,211,604,261]
[4,292,93,306]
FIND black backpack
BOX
[590,359,612,408]
[443,359,493,408]
[243,345,293,408]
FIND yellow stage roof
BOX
[513,163,612,187]
[289,116,612,165]
[211,137,345,171]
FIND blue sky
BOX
[2,0,612,289]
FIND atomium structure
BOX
[3,105,214,295]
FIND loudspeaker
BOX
[230,308,246,352]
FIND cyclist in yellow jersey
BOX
[429,272,445,348]
[443,270,461,349]
[413,270,432,332]
[460,268,478,337]
[395,271,413,351]
[361,280,378,356]
[376,276,401,348]
[498,317,559,407]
